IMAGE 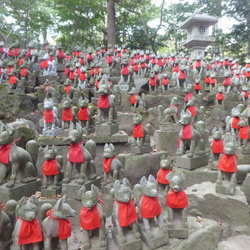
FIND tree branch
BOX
[153,0,165,37]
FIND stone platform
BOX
[96,123,119,136]
[130,145,152,155]
[41,186,61,198]
[0,180,42,202]
[174,154,209,170]
[42,128,61,137]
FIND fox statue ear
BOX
[78,185,86,197]
[91,184,100,196]
[19,197,27,208]
[29,195,38,206]
[54,195,67,210]
[140,176,147,187]
[148,174,156,183]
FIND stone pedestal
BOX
[168,227,188,239]
[154,129,179,156]
[174,154,209,170]
[0,180,42,202]
[139,226,169,249]
[237,147,250,164]
[112,228,142,250]
[62,177,101,200]
[130,145,152,155]
[42,128,61,137]
[207,160,218,170]
[82,127,95,135]
[81,230,108,250]
[101,184,113,218]
[216,180,235,195]
[41,186,61,198]
[96,123,119,136]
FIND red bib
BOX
[103,157,115,173]
[68,143,84,163]
[185,93,193,102]
[27,49,31,57]
[241,91,249,99]
[80,205,101,230]
[98,95,110,108]
[62,108,73,121]
[187,106,196,116]
[41,60,48,69]
[224,77,231,85]
[21,68,27,76]
[79,72,87,80]
[133,124,144,138]
[121,66,129,75]
[134,64,139,72]
[194,83,201,90]
[181,124,192,139]
[218,154,237,172]
[116,199,138,227]
[42,159,59,175]
[140,195,162,218]
[162,78,168,85]
[69,72,75,80]
[64,85,71,93]
[18,218,43,245]
[107,56,113,64]
[78,107,89,121]
[211,139,224,154]
[14,48,19,57]
[232,117,240,129]
[195,61,201,67]
[79,58,84,65]
[166,189,188,209]
[157,168,170,184]
[150,78,156,86]
[239,127,249,139]
[46,210,71,240]
[9,75,17,84]
[18,58,24,65]
[210,78,216,84]
[216,93,224,100]
[130,95,137,104]
[57,50,64,57]
[0,142,14,164]
[205,76,210,84]
[179,71,186,79]
[44,110,54,123]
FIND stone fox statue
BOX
[0,122,38,188]
[62,123,97,185]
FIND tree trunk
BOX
[247,11,250,59]
[107,0,116,48]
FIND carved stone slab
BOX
[175,154,209,170]
[96,123,119,136]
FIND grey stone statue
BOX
[0,122,38,188]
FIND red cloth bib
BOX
[9,75,17,84]
[185,93,193,102]
[79,73,86,80]
[41,60,48,69]
[223,77,231,85]
[205,76,210,84]
[103,157,115,172]
[218,154,237,172]
[121,66,129,75]
[130,95,137,104]
[27,49,31,57]
[18,218,43,245]
[194,83,201,90]
[21,68,27,76]
[162,78,168,85]
[166,189,188,209]
[64,67,70,75]
[187,106,196,116]
[46,210,71,240]
[216,93,224,100]
[211,139,224,154]
[239,127,249,139]
[232,117,240,129]
[62,108,73,121]
[195,61,201,67]
[157,168,170,184]
[133,124,144,138]
[116,199,138,227]
[210,78,216,84]
[78,107,88,121]
[151,58,157,65]
[181,124,192,139]
[79,58,84,64]
[241,91,249,98]
[0,142,14,164]
[150,78,156,86]
[141,63,147,68]
[75,68,81,76]
[80,205,101,230]
[18,58,24,65]
[134,64,139,72]
[69,72,75,80]
[57,50,64,57]
[0,47,4,53]
[179,71,186,79]
[140,195,162,218]
[42,159,59,175]
[107,56,113,64]
[98,95,110,108]
[44,110,54,123]
[14,48,19,57]
[68,143,84,163]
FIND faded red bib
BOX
[187,106,196,116]
[80,205,101,230]
[211,139,224,154]
[42,159,59,175]
[239,127,249,139]
[44,110,54,123]
[78,107,88,121]
[140,195,162,218]
[18,217,43,245]
[0,142,14,164]
[133,124,144,138]
[130,95,137,104]
[46,210,71,240]
[103,157,115,172]
[116,199,138,227]
[218,154,237,172]
[68,143,84,163]
[62,108,73,121]
[232,117,240,129]
[157,168,171,184]
[64,85,71,93]
[181,124,192,139]
[166,189,188,209]
[98,95,110,108]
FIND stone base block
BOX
[130,146,152,155]
[216,181,235,195]
[139,227,169,249]
[0,180,42,202]
[168,228,188,239]
[112,229,142,250]
[57,64,65,72]
[82,127,95,135]
[62,177,101,200]
[154,129,179,156]
[207,160,218,171]
[81,230,108,250]
[39,76,58,84]
[174,154,209,170]
[237,146,250,155]
[96,123,119,136]
[41,186,61,198]
[42,128,61,137]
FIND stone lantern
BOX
[180,9,218,59]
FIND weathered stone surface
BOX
[175,154,209,170]
[118,113,134,135]
[216,235,250,250]
[130,145,152,155]
[96,123,119,136]
[154,129,179,156]
[41,186,61,198]
[185,181,250,226]
[118,151,167,185]
[242,173,250,205]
